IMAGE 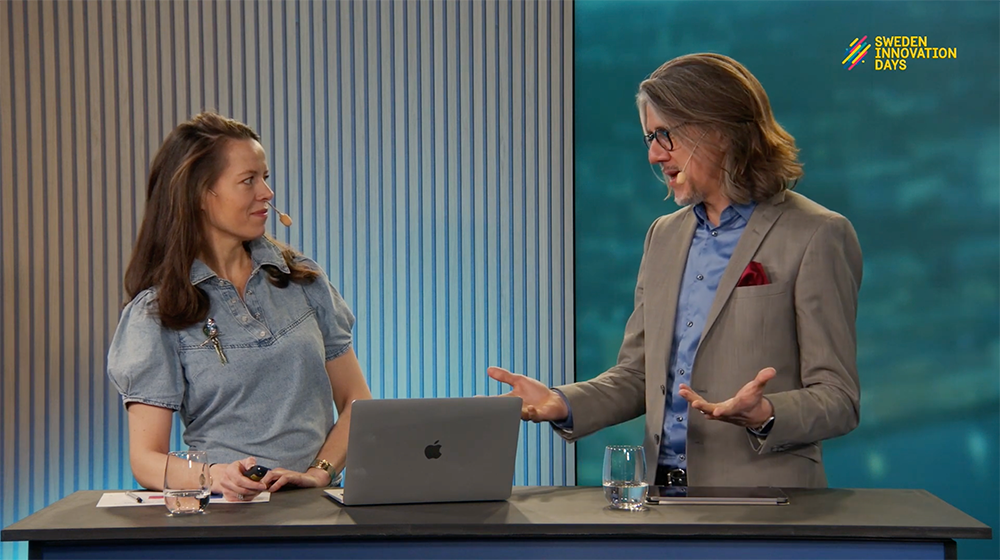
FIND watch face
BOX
[312,460,333,476]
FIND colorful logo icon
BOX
[843,36,870,70]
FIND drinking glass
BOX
[602,445,648,511]
[163,450,211,515]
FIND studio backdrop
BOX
[0,2,574,558]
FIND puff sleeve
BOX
[106,290,185,410]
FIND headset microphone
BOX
[674,130,709,186]
[267,201,293,227]
[675,163,690,186]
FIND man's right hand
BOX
[487,367,569,423]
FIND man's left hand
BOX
[678,367,776,428]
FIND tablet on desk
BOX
[646,486,789,505]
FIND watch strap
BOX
[747,415,775,438]
[309,458,337,484]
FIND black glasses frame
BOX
[642,128,675,152]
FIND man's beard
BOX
[673,181,705,207]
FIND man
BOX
[489,53,862,488]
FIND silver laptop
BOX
[326,396,522,506]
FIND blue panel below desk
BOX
[33,538,949,559]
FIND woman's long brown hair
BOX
[124,112,317,330]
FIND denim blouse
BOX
[107,236,355,473]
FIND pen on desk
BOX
[125,491,143,503]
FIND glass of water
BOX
[603,445,648,511]
[163,450,211,515]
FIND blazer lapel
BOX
[696,192,787,351]
[646,210,697,360]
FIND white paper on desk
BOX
[96,491,270,507]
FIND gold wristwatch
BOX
[309,458,337,483]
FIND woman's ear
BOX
[200,189,217,212]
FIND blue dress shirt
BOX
[552,202,756,465]
[658,201,756,468]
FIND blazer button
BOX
[654,434,660,444]
[660,384,666,394]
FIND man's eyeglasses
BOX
[642,128,676,152]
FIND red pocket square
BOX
[737,261,769,287]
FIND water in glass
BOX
[163,450,211,515]
[603,445,647,511]
[603,480,650,510]
[164,489,210,514]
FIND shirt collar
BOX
[189,236,290,285]
[693,200,757,227]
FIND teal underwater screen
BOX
[573,2,999,558]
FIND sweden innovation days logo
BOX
[843,35,958,71]
[843,36,870,70]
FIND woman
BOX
[107,112,372,501]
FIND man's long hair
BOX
[637,53,803,204]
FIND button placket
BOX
[233,278,260,335]
[242,278,270,340]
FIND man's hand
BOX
[487,367,569,423]
[678,367,776,428]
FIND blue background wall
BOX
[0,1,574,558]
[573,1,999,558]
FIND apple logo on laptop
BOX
[424,440,442,459]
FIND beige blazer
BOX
[556,190,863,488]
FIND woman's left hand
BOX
[259,467,332,492]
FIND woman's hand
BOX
[260,467,332,492]
[211,457,268,502]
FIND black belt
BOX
[654,466,688,487]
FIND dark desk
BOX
[2,486,991,559]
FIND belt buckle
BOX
[667,468,687,487]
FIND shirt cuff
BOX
[549,389,574,432]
